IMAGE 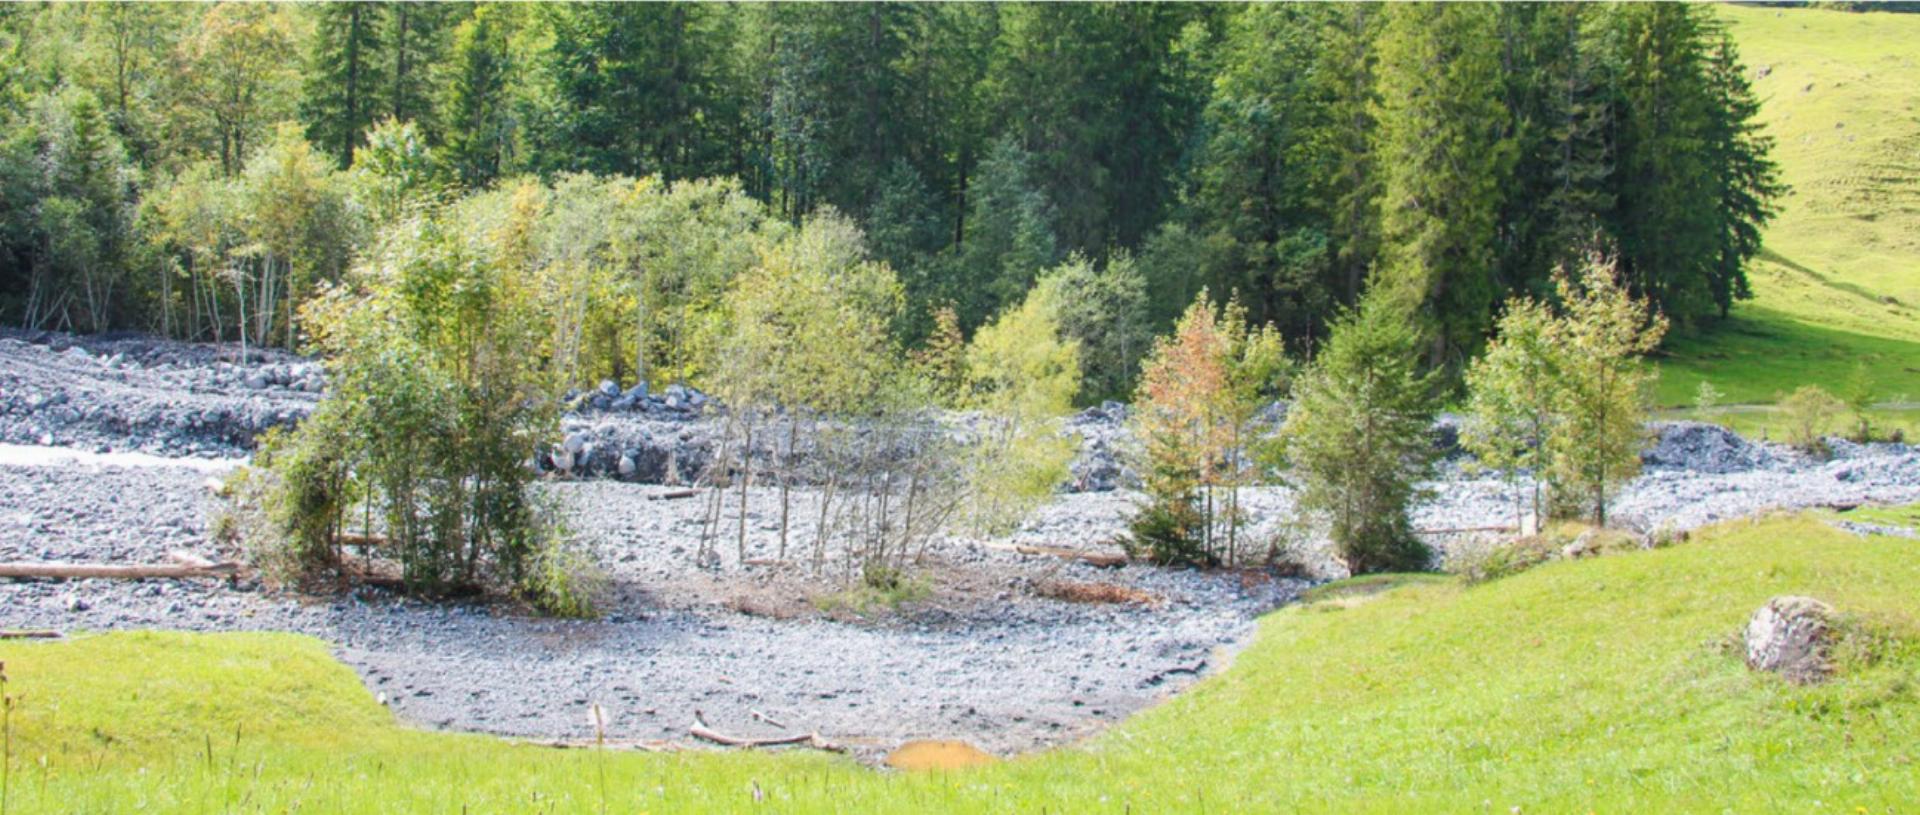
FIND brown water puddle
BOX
[885,739,997,771]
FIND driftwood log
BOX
[689,710,841,752]
[0,630,63,640]
[0,550,238,581]
[983,542,1129,568]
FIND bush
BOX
[1779,384,1844,454]
[235,207,582,612]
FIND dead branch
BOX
[689,709,841,752]
[648,489,700,501]
[749,708,788,730]
[1415,525,1518,535]
[518,737,679,753]
[0,630,63,640]
[982,541,1129,568]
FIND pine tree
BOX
[954,136,1057,330]
[1371,3,1515,372]
[1702,32,1785,318]
[441,6,512,189]
[300,3,382,168]
[1492,4,1613,301]
[1594,4,1720,323]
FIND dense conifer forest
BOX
[0,3,1779,389]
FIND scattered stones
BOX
[1744,595,1836,684]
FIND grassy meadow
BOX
[1659,6,1920,423]
[4,512,1917,813]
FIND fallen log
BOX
[983,541,1129,568]
[690,709,841,752]
[1415,525,1518,536]
[0,557,240,580]
[0,630,63,640]
[648,489,701,501]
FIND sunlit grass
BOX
[1659,7,1920,407]
[3,512,1916,812]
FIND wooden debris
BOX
[0,630,63,640]
[648,489,700,501]
[0,555,240,580]
[983,541,1129,568]
[1414,525,1518,536]
[689,709,842,752]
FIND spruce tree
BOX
[1371,3,1515,372]
[1278,288,1436,575]
[441,6,512,189]
[299,3,382,168]
[1702,32,1785,318]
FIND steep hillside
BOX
[1661,6,1920,411]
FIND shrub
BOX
[237,207,577,611]
[1779,384,1844,454]
[960,280,1080,535]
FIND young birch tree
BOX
[1462,298,1562,533]
[1545,258,1666,527]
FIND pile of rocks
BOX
[1641,421,1780,473]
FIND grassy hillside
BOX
[5,512,1916,812]
[1660,6,1920,414]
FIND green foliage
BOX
[1462,298,1562,528]
[1779,384,1845,455]
[1543,260,1668,526]
[246,206,583,611]
[1840,362,1877,443]
[1371,3,1514,373]
[1128,292,1289,567]
[1278,290,1435,575]
[1693,380,1724,414]
[1032,253,1151,404]
[960,280,1080,534]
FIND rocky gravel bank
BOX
[4,330,1919,755]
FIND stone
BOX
[618,454,637,478]
[598,379,620,397]
[65,593,90,612]
[563,432,589,454]
[1744,595,1835,684]
[244,372,271,390]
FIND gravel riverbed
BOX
[2,331,1917,756]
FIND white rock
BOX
[1745,595,1834,684]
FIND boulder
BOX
[1744,595,1835,684]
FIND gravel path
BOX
[2,331,1917,757]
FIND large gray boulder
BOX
[1744,595,1835,684]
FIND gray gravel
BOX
[4,330,1919,756]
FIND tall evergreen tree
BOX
[1702,32,1785,318]
[953,135,1057,330]
[441,6,512,189]
[986,4,1213,254]
[1492,4,1613,301]
[1593,3,1720,323]
[1188,4,1339,343]
[300,2,382,167]
[1371,3,1515,371]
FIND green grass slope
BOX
[1660,6,1920,410]
[4,513,1916,813]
